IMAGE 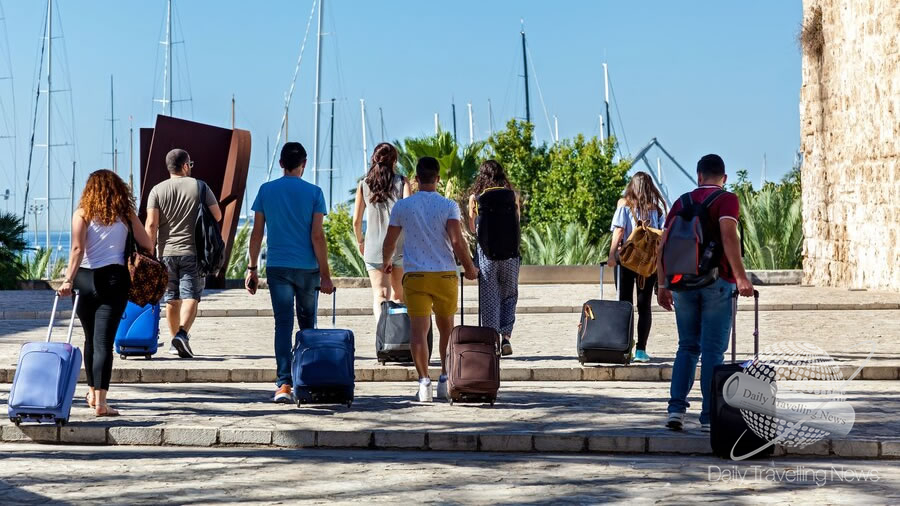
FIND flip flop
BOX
[85,392,95,408]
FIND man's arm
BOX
[382,225,402,273]
[720,218,753,296]
[656,227,673,311]
[447,218,478,280]
[352,183,365,254]
[310,212,334,294]
[145,208,160,248]
[208,203,222,222]
[248,212,265,269]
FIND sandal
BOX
[95,404,120,417]
[85,391,95,409]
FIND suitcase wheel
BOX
[346,400,352,408]
[378,360,385,365]
[449,399,454,406]
[10,417,19,426]
[120,354,127,360]
[145,354,152,360]
[55,418,66,427]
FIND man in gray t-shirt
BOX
[146,148,221,359]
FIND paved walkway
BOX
[3,446,897,504]
[1,382,897,458]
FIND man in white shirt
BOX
[382,156,478,402]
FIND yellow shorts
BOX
[402,271,458,318]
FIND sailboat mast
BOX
[360,98,367,175]
[603,63,610,141]
[129,116,134,196]
[110,75,115,171]
[328,97,335,210]
[451,101,457,143]
[166,0,173,116]
[312,0,324,185]
[378,107,384,142]
[467,103,473,145]
[45,0,51,260]
[521,22,530,123]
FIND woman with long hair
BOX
[352,142,412,320]
[608,171,667,362]
[467,159,520,356]
[58,170,153,416]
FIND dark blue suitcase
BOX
[114,301,160,359]
[292,291,355,407]
[8,293,83,427]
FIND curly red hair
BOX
[78,169,135,225]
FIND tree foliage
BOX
[323,204,367,277]
[0,213,27,288]
[730,170,803,270]
[520,222,611,266]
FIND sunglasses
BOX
[186,161,194,168]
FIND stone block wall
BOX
[801,0,900,290]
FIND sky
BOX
[0,0,803,236]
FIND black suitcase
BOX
[710,289,774,459]
[577,262,634,365]
[375,301,433,364]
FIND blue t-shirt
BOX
[251,176,327,269]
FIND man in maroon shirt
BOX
[657,154,754,432]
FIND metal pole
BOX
[378,107,384,142]
[70,161,74,218]
[312,0,324,185]
[360,98,367,175]
[467,103,474,145]
[521,23,530,123]
[45,0,51,273]
[434,113,439,135]
[129,116,134,196]
[328,97,335,210]
[488,99,494,137]
[231,94,235,129]
[165,0,172,116]
[554,115,559,143]
[599,114,604,142]
[451,101,457,142]
[603,63,610,141]
[110,75,115,170]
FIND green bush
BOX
[520,222,611,266]
[324,204,367,277]
[0,213,27,288]
[226,222,252,279]
[731,170,803,270]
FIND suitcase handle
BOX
[459,270,483,327]
[315,287,337,328]
[47,290,80,345]
[730,289,759,363]
[598,261,620,301]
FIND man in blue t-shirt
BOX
[246,142,335,404]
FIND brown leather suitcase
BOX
[447,272,501,405]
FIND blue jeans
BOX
[267,267,320,387]
[668,278,735,424]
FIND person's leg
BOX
[178,256,204,333]
[497,256,520,340]
[92,265,129,416]
[294,269,320,331]
[410,315,433,379]
[267,268,297,390]
[403,273,433,380]
[367,266,390,324]
[698,279,736,425]
[165,300,182,338]
[477,249,502,332]
[668,288,702,423]
[162,256,182,338]
[73,268,98,405]
[617,266,635,305]
[635,272,656,352]
[431,272,460,376]
[390,264,405,303]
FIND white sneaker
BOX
[436,376,449,400]
[417,379,433,402]
[666,412,685,431]
[168,344,179,355]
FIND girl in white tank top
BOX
[80,220,128,269]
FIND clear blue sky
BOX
[0,0,802,233]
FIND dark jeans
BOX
[267,267,320,387]
[668,278,735,424]
[615,266,656,351]
[73,264,130,390]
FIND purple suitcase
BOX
[8,293,83,426]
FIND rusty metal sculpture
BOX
[138,115,251,289]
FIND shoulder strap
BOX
[678,193,693,213]
[700,189,726,210]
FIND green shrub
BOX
[520,222,610,266]
[731,170,803,270]
[0,213,27,288]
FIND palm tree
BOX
[0,212,27,289]
[394,131,485,201]
[520,222,611,266]
[735,182,803,270]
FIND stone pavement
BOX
[1,381,897,458]
[1,445,897,504]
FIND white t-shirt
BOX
[388,191,460,273]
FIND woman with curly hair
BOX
[352,142,412,321]
[58,169,153,416]
[467,159,520,356]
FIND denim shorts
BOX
[365,258,403,272]
[162,255,205,302]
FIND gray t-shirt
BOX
[361,174,405,264]
[147,176,218,257]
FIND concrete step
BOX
[1,382,896,459]
[2,363,898,384]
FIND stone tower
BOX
[800,0,900,290]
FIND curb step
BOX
[1,424,896,459]
[4,302,900,321]
[2,365,898,384]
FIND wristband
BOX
[247,266,258,271]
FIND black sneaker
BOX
[501,337,513,356]
[172,330,194,359]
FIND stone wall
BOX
[800,0,900,290]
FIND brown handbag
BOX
[125,220,168,306]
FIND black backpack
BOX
[662,190,726,291]
[475,188,520,261]
[194,180,225,277]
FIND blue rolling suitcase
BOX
[292,291,355,407]
[114,301,160,359]
[8,293,83,427]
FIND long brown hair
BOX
[364,143,400,204]
[470,159,513,197]
[78,169,135,225]
[622,171,667,222]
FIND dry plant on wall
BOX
[800,5,825,59]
